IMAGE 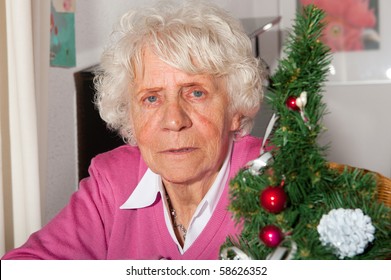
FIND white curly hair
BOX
[94,0,266,145]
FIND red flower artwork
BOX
[299,0,378,52]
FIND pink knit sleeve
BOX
[1,162,114,260]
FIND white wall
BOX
[320,83,391,177]
[44,0,391,224]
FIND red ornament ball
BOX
[260,186,287,213]
[286,96,299,111]
[259,225,284,248]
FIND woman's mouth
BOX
[162,147,197,154]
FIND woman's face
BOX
[130,48,241,186]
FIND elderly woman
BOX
[2,0,265,259]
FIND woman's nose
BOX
[161,100,192,131]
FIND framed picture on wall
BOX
[281,0,391,84]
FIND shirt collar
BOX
[120,168,163,209]
[120,139,233,210]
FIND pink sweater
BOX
[2,136,262,260]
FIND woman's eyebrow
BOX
[180,82,204,87]
[136,87,162,95]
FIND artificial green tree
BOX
[221,4,391,260]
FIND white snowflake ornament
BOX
[220,247,252,260]
[317,208,375,259]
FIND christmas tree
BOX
[221,4,391,260]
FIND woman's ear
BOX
[230,113,242,132]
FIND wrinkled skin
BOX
[130,47,241,205]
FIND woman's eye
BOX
[192,90,204,98]
[146,95,158,103]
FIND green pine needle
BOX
[222,4,391,260]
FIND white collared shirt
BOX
[120,141,232,254]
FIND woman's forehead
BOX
[135,47,224,88]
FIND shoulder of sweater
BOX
[235,135,263,148]
[232,135,263,159]
[87,145,147,184]
[80,145,148,204]
[229,135,263,175]
[91,144,141,165]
